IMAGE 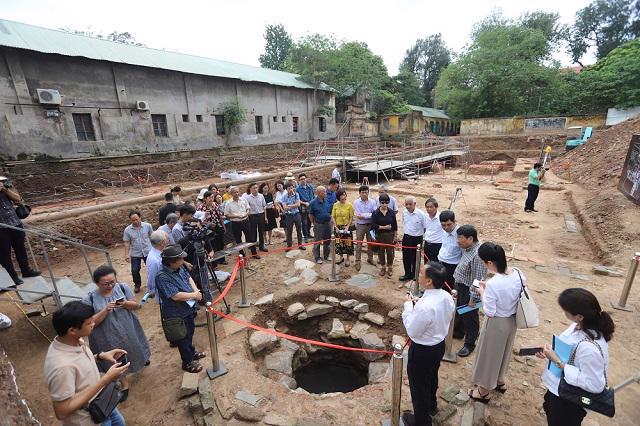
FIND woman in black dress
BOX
[259,182,278,245]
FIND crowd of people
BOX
[0,172,614,426]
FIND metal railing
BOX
[0,222,112,309]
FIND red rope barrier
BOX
[207,306,395,355]
[211,257,241,305]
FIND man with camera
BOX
[0,176,40,285]
[524,162,547,213]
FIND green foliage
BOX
[371,90,411,115]
[573,38,640,110]
[220,100,247,133]
[400,34,451,106]
[315,105,336,117]
[435,22,560,118]
[259,24,293,71]
[391,69,426,106]
[568,0,640,65]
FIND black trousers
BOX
[174,312,197,367]
[402,234,423,278]
[130,256,147,289]
[0,224,31,283]
[440,261,457,293]
[284,213,303,248]
[423,242,442,263]
[230,219,257,255]
[455,283,480,348]
[543,391,586,426]
[407,339,445,426]
[248,213,266,249]
[525,184,540,211]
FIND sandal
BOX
[336,258,344,265]
[387,267,393,277]
[468,388,491,404]
[193,351,207,360]
[182,361,202,373]
[379,267,386,276]
[495,383,507,394]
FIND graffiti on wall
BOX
[524,117,567,130]
[619,134,640,205]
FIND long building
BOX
[0,19,336,160]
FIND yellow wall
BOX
[461,115,605,136]
[566,115,606,128]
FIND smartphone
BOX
[472,279,481,288]
[518,347,543,356]
[114,297,125,305]
[116,353,128,366]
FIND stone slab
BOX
[264,413,297,426]
[235,390,263,407]
[179,372,200,398]
[592,265,624,277]
[306,303,334,318]
[363,312,385,326]
[285,250,302,259]
[346,274,377,289]
[254,293,274,306]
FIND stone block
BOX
[325,296,340,306]
[440,384,460,402]
[298,312,308,320]
[294,259,316,270]
[215,394,235,420]
[305,303,333,318]
[340,299,359,308]
[287,302,305,317]
[284,277,301,286]
[235,390,263,407]
[387,308,402,319]
[278,375,297,390]
[592,265,623,277]
[368,361,390,383]
[179,372,200,398]
[349,321,371,339]
[432,404,457,423]
[187,394,203,416]
[327,318,348,339]
[254,293,274,306]
[265,350,294,376]
[285,249,302,259]
[235,404,265,422]
[199,377,215,414]
[359,332,385,361]
[300,268,319,285]
[451,390,470,406]
[264,413,298,426]
[363,312,385,326]
[353,303,369,313]
[346,274,377,289]
[249,330,278,354]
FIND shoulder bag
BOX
[558,338,615,417]
[15,202,31,219]
[87,381,122,423]
[514,268,539,329]
[156,272,188,342]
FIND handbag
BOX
[161,316,187,342]
[514,268,539,329]
[87,381,121,423]
[558,339,615,417]
[15,203,31,219]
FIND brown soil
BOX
[1,169,639,425]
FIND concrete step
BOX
[55,277,97,305]
[17,276,54,303]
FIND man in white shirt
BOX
[158,213,178,245]
[223,186,258,259]
[400,196,428,281]
[123,210,153,293]
[402,262,455,426]
[331,166,341,185]
[242,183,268,252]
[423,198,442,263]
[374,186,398,214]
[146,230,169,300]
[437,210,462,291]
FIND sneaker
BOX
[21,270,41,278]
[252,254,262,260]
[134,286,141,294]
[316,259,323,264]
[457,345,474,357]
[299,246,307,251]
[259,246,269,252]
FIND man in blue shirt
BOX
[309,186,333,263]
[326,178,339,208]
[281,183,307,251]
[295,173,315,242]
[155,244,206,373]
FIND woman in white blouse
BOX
[536,288,615,426]
[468,242,523,403]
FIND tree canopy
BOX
[399,34,451,106]
[60,28,145,46]
[258,24,293,71]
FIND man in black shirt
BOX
[159,192,177,227]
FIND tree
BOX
[391,70,425,106]
[434,23,560,118]
[568,0,640,65]
[60,27,145,46]
[258,24,293,71]
[519,11,568,46]
[400,34,451,106]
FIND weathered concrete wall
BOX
[380,112,453,136]
[461,115,606,136]
[0,48,336,160]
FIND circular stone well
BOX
[248,289,404,395]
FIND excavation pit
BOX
[248,289,405,394]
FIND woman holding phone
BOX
[536,288,614,426]
[468,242,523,403]
[83,264,151,402]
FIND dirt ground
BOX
[1,168,639,425]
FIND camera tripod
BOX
[191,240,231,325]
[448,187,468,211]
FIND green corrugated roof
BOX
[0,19,332,91]
[409,105,450,119]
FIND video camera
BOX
[181,219,214,242]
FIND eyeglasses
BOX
[100,280,116,287]
[380,201,389,204]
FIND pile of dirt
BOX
[559,116,640,187]
[555,117,640,264]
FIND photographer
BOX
[175,209,214,303]
[0,176,40,285]
[524,162,547,213]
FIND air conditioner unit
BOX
[136,100,150,111]
[36,89,62,105]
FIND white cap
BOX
[197,188,208,200]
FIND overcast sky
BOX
[3,0,593,73]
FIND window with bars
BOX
[151,114,168,137]
[255,116,264,134]
[282,116,286,122]
[318,117,326,132]
[214,115,225,135]
[273,116,278,122]
[196,115,203,122]
[292,116,299,132]
[72,113,96,141]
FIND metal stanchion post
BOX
[442,289,458,363]
[411,244,422,296]
[205,302,228,380]
[237,255,251,308]
[612,252,640,312]
[382,343,405,426]
[39,236,62,308]
[329,236,339,282]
